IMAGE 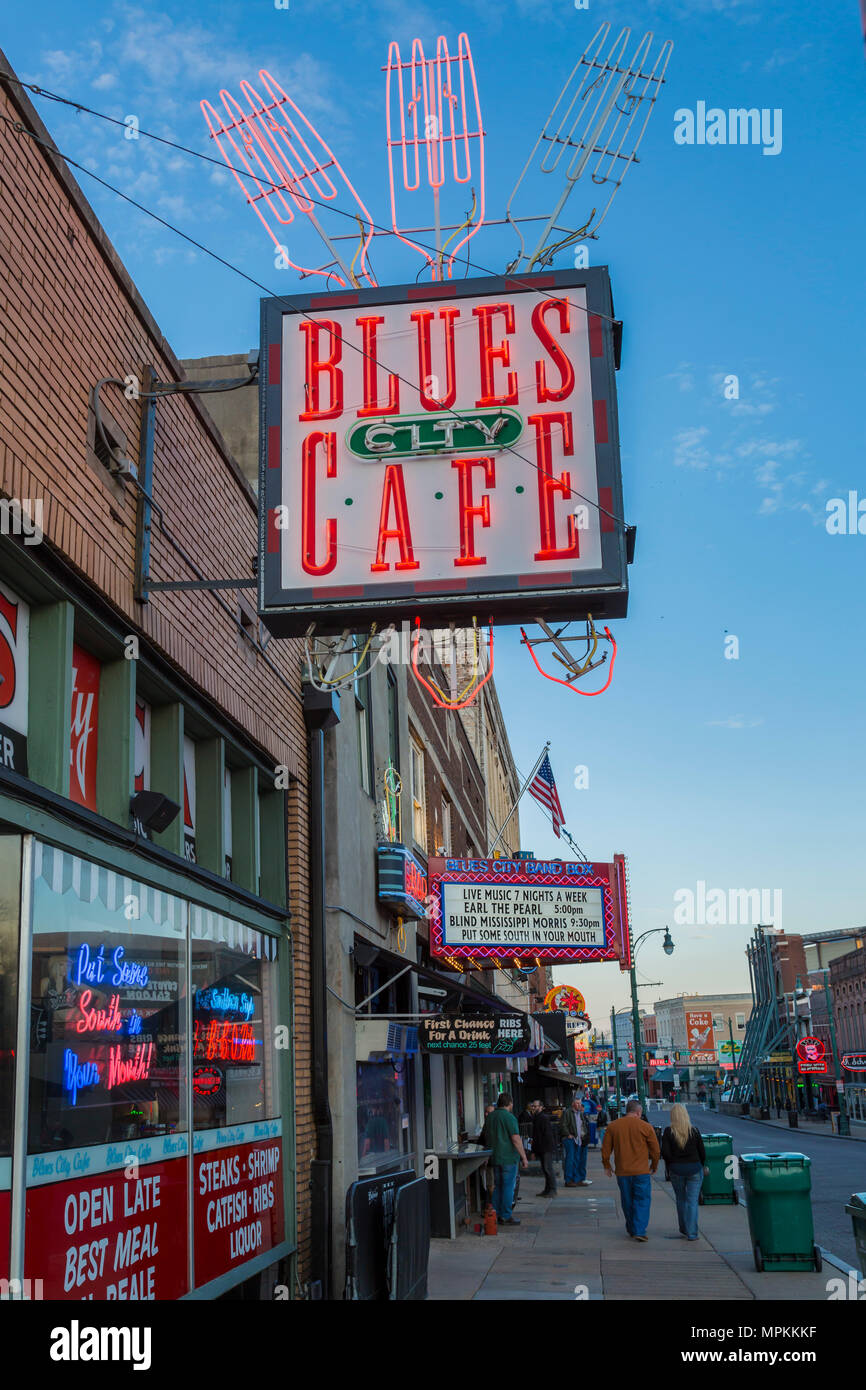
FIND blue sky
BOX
[3,1,865,1024]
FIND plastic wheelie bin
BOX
[701,1133,738,1206]
[844,1193,866,1276]
[740,1153,821,1272]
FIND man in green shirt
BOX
[483,1094,528,1224]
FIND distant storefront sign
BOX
[795,1036,828,1075]
[689,1050,717,1065]
[428,857,630,967]
[842,1053,866,1073]
[544,984,585,1015]
[719,1039,743,1057]
[376,843,428,921]
[419,1013,531,1055]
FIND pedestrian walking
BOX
[601,1098,660,1241]
[485,1093,528,1225]
[560,1097,592,1186]
[478,1103,497,1203]
[530,1100,559,1196]
[661,1103,706,1241]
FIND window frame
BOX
[409,735,427,852]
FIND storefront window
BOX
[0,835,21,1283]
[357,1060,413,1171]
[190,907,280,1130]
[28,843,188,1153]
[190,907,285,1290]
[25,843,190,1300]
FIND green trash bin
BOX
[740,1153,821,1272]
[844,1193,866,1276]
[701,1134,738,1206]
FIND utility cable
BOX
[0,80,631,534]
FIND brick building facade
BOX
[0,56,311,1297]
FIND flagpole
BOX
[488,741,551,855]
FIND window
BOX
[736,1013,746,1029]
[410,736,427,850]
[355,671,373,796]
[386,667,399,775]
[712,1014,724,1030]
[440,797,452,855]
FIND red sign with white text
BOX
[24,1157,188,1300]
[194,1137,284,1287]
[70,645,100,811]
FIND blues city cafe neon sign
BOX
[258,269,628,636]
[376,843,428,921]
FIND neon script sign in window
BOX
[71,943,150,990]
[193,1020,257,1063]
[195,986,255,1021]
[63,1041,154,1105]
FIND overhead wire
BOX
[0,73,631,534]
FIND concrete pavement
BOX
[428,1145,835,1300]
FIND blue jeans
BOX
[616,1173,652,1236]
[493,1163,519,1221]
[670,1165,702,1238]
[588,1119,598,1145]
[563,1139,588,1183]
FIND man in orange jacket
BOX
[601,1098,660,1241]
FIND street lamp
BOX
[630,927,674,1115]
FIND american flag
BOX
[528,754,564,838]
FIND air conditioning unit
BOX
[355,1020,419,1061]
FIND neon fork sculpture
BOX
[201,70,376,288]
[385,33,485,280]
[506,23,672,271]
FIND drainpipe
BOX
[303,684,340,1299]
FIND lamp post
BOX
[610,1007,622,1115]
[822,969,850,1137]
[630,927,674,1115]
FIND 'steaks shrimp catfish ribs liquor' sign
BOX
[258,268,628,635]
[427,856,630,966]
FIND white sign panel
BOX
[440,880,606,950]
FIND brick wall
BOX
[0,62,313,1284]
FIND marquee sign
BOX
[258,268,628,635]
[842,1053,866,1072]
[427,856,630,966]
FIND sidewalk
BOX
[428,1146,834,1300]
[736,1112,866,1142]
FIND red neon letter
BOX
[299,320,343,420]
[532,298,575,402]
[411,307,460,410]
[356,315,399,417]
[371,464,420,572]
[473,303,519,407]
[452,457,495,567]
[301,431,338,576]
[528,412,580,561]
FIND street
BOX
[650,1104,866,1271]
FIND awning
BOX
[650,1068,675,1081]
[536,1066,582,1088]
